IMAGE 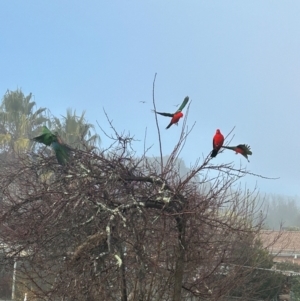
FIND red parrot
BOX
[154,96,189,129]
[222,144,252,162]
[211,129,224,158]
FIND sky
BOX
[0,1,299,197]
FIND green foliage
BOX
[277,261,300,272]
[51,108,100,150]
[229,237,285,300]
[0,89,47,153]
[0,90,101,165]
[291,277,300,301]
[276,262,300,300]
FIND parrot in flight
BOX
[154,96,189,129]
[211,129,224,158]
[222,144,252,162]
[32,126,71,165]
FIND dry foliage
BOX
[0,81,281,300]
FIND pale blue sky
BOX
[1,1,299,196]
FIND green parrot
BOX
[154,96,189,129]
[222,144,252,162]
[32,126,71,165]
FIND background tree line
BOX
[0,89,100,155]
[262,194,300,230]
[0,89,289,301]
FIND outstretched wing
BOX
[154,111,174,117]
[221,145,236,151]
[32,126,55,146]
[175,96,189,113]
[236,144,252,155]
[41,125,53,135]
[222,144,252,155]
[222,144,252,162]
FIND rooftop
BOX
[260,230,300,255]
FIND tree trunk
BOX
[173,217,186,301]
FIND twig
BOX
[152,73,163,174]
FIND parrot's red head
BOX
[216,129,221,134]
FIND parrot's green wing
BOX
[236,144,252,155]
[33,127,72,165]
[41,126,53,135]
[51,141,72,165]
[154,111,174,117]
[32,126,56,146]
[175,96,189,113]
[222,144,252,162]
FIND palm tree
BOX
[51,109,100,150]
[0,89,47,153]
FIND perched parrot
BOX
[154,96,189,129]
[222,144,252,162]
[32,126,71,165]
[211,129,224,158]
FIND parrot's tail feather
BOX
[166,123,172,129]
[211,149,219,158]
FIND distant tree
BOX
[227,237,285,300]
[147,155,197,178]
[51,108,100,149]
[0,89,47,154]
[283,226,300,231]
[264,194,300,229]
[277,262,300,301]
